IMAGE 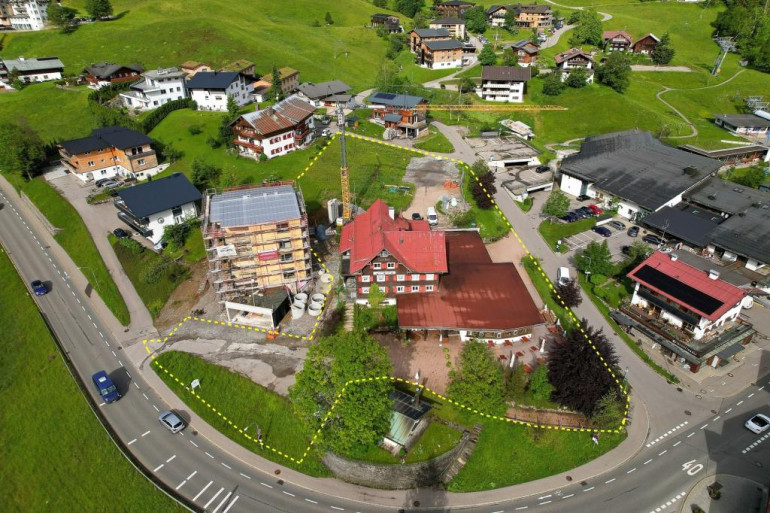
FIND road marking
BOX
[644,459,652,464]
[627,468,636,474]
[700,424,708,430]
[583,487,595,492]
[221,496,239,513]
[166,455,176,463]
[92,322,97,329]
[187,470,197,480]
[260,482,273,488]
[193,481,213,501]
[659,450,667,456]
[538,494,552,499]
[190,440,198,447]
[175,480,187,490]
[562,494,575,499]
[212,491,232,513]
[203,488,224,510]
[759,386,765,391]
[515,506,529,510]
[330,507,344,511]
[239,472,251,479]
[538,500,552,505]
[111,350,117,357]
[125,371,131,378]
[205,451,215,458]
[725,408,732,413]
[99,331,104,338]
[98,402,105,407]
[283,491,295,497]
[134,382,140,389]
[221,462,231,469]
[127,438,137,445]
[143,393,149,400]
[153,463,164,472]
[737,400,744,406]
[605,478,616,483]
[305,498,318,504]
[673,441,681,447]
[713,416,721,421]
[687,433,695,438]
[142,430,151,437]
[646,421,688,447]
[748,393,754,398]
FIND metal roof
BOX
[708,205,770,264]
[423,39,464,51]
[686,176,768,215]
[387,390,431,446]
[383,113,402,123]
[412,28,451,38]
[641,204,723,247]
[84,62,143,78]
[209,185,302,227]
[186,71,241,90]
[2,56,63,73]
[481,65,532,82]
[714,113,770,129]
[369,92,426,109]
[59,126,153,155]
[143,67,186,80]
[297,80,351,100]
[429,17,464,24]
[117,173,201,218]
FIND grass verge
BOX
[577,274,679,384]
[515,197,533,212]
[522,257,575,331]
[5,174,130,325]
[413,125,455,153]
[347,421,462,464]
[0,248,183,512]
[152,351,330,476]
[538,218,595,253]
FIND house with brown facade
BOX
[554,48,594,83]
[231,94,316,160]
[180,61,211,78]
[203,182,312,304]
[435,0,475,18]
[409,27,451,53]
[508,39,539,66]
[83,62,143,89]
[261,66,300,97]
[419,39,464,69]
[487,4,552,29]
[602,30,633,52]
[371,13,401,33]
[58,126,162,183]
[220,59,256,78]
[632,33,660,54]
[368,92,428,138]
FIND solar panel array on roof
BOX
[209,185,301,227]
[634,265,723,315]
[377,93,397,100]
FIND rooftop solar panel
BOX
[209,185,301,227]
[377,93,397,100]
[634,265,723,315]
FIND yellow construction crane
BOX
[335,102,351,221]
[419,104,567,111]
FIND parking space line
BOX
[193,481,213,502]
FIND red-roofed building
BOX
[602,30,633,52]
[341,200,447,303]
[622,251,754,372]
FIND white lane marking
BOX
[659,450,667,456]
[133,382,140,389]
[331,507,345,511]
[142,430,151,437]
[153,463,164,472]
[99,331,104,338]
[644,459,653,464]
[142,393,149,400]
[538,494,552,500]
[687,433,695,438]
[759,386,765,391]
[673,441,681,447]
[190,440,199,448]
[713,416,721,421]
[125,371,131,378]
[539,500,552,505]
[283,491,295,497]
[737,400,744,406]
[221,462,231,469]
[239,472,251,480]
[127,438,137,445]
[260,482,273,488]
[166,455,176,463]
[563,494,575,499]
[211,491,232,513]
[605,478,616,483]
[176,479,187,490]
[111,350,117,357]
[92,322,97,329]
[306,498,318,504]
[725,408,732,413]
[193,481,212,502]
[221,496,240,513]
[187,470,197,480]
[98,402,106,407]
[205,451,215,458]
[203,488,224,510]
[627,468,636,474]
[153,404,159,412]
[645,421,688,447]
[700,424,708,430]
[748,393,754,398]
[515,507,529,510]
[583,487,595,492]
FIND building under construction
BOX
[202,182,312,304]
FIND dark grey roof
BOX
[60,126,153,155]
[2,57,64,73]
[439,1,475,5]
[686,176,769,216]
[390,389,430,421]
[384,113,402,123]
[84,62,143,78]
[297,80,351,100]
[117,173,201,218]
[413,28,451,38]
[560,130,720,211]
[481,65,531,82]
[679,144,769,160]
[430,17,464,24]
[143,67,186,80]
[369,92,426,108]
[714,113,770,129]
[641,204,723,247]
[209,185,301,227]
[186,71,241,90]
[509,40,539,54]
[709,204,770,264]
[423,39,464,51]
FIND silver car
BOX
[745,413,770,434]
[159,411,186,434]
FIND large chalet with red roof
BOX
[341,200,544,343]
[621,251,755,372]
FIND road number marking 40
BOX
[682,460,704,476]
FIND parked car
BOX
[113,228,130,239]
[95,178,112,187]
[561,212,578,223]
[576,194,590,202]
[643,234,665,246]
[159,411,186,434]
[101,180,120,190]
[588,204,604,216]
[592,226,612,237]
[91,370,120,403]
[627,226,639,237]
[557,266,571,286]
[535,165,550,173]
[608,220,626,230]
[321,128,331,137]
[745,413,770,434]
[30,279,48,296]
[426,207,439,226]
[576,206,594,218]
[411,212,423,221]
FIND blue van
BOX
[92,370,120,403]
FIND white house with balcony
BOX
[477,66,531,103]
[4,0,48,30]
[120,68,189,111]
[185,71,252,111]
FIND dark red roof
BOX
[397,262,543,331]
[628,251,745,321]
[444,231,492,266]
[340,200,447,274]
[603,30,633,43]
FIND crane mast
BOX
[336,102,351,221]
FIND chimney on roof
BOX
[708,269,720,280]
[388,206,395,220]
[670,253,678,262]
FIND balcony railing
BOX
[127,150,156,161]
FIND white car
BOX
[745,413,770,434]
[159,410,186,434]
[321,128,331,137]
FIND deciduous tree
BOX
[501,48,518,67]
[190,158,222,191]
[569,9,602,47]
[85,0,113,19]
[478,44,497,65]
[548,319,620,416]
[651,32,675,65]
[591,391,625,429]
[553,278,582,308]
[325,11,334,25]
[47,2,78,32]
[541,71,565,96]
[463,6,488,34]
[503,11,518,33]
[289,331,394,453]
[575,240,614,277]
[0,121,47,180]
[448,341,506,415]
[541,190,570,218]
[565,66,588,88]
[395,0,425,18]
[597,52,631,93]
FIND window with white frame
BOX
[361,287,370,294]
[396,286,405,293]
[372,263,382,270]
[361,275,371,283]
[387,262,396,269]
[376,275,386,282]
[426,285,434,292]
[411,285,420,292]
[426,274,434,281]
[411,274,420,281]
[396,274,405,282]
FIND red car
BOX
[588,204,603,215]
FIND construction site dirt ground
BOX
[403,156,463,227]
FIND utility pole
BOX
[711,37,734,76]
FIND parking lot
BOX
[562,220,649,257]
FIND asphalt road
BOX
[2,177,769,513]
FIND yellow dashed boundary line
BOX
[145,133,629,466]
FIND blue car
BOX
[92,370,120,403]
[592,226,612,237]
[30,280,48,296]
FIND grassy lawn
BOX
[515,197,533,212]
[413,125,455,153]
[110,235,190,318]
[0,249,183,512]
[591,279,631,309]
[393,51,460,84]
[164,229,207,263]
[153,351,330,476]
[347,421,463,464]
[522,257,575,331]
[346,119,385,139]
[577,274,679,384]
[4,174,130,325]
[538,218,595,253]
